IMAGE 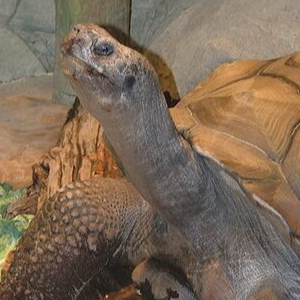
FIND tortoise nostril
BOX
[73,26,80,34]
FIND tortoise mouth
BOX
[60,54,116,90]
[60,54,84,78]
[60,52,120,113]
[60,52,99,77]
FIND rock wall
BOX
[131,0,300,98]
[0,0,55,83]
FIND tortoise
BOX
[1,23,300,299]
[60,24,300,298]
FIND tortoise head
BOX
[61,24,161,114]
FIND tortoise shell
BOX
[170,52,300,254]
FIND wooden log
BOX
[5,98,120,218]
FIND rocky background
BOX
[1,0,300,98]
[0,0,55,83]
[131,0,300,98]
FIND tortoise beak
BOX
[61,25,84,57]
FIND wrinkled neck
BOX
[96,89,222,246]
[100,89,197,195]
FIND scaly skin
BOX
[0,178,200,300]
[60,24,300,299]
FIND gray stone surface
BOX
[9,0,55,33]
[131,0,198,48]
[9,0,56,72]
[0,0,18,26]
[13,29,55,71]
[0,27,45,83]
[132,0,300,97]
[0,0,55,83]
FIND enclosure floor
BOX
[0,75,69,188]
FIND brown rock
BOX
[0,94,68,188]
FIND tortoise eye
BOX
[93,42,114,56]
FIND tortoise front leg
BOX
[0,179,148,300]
